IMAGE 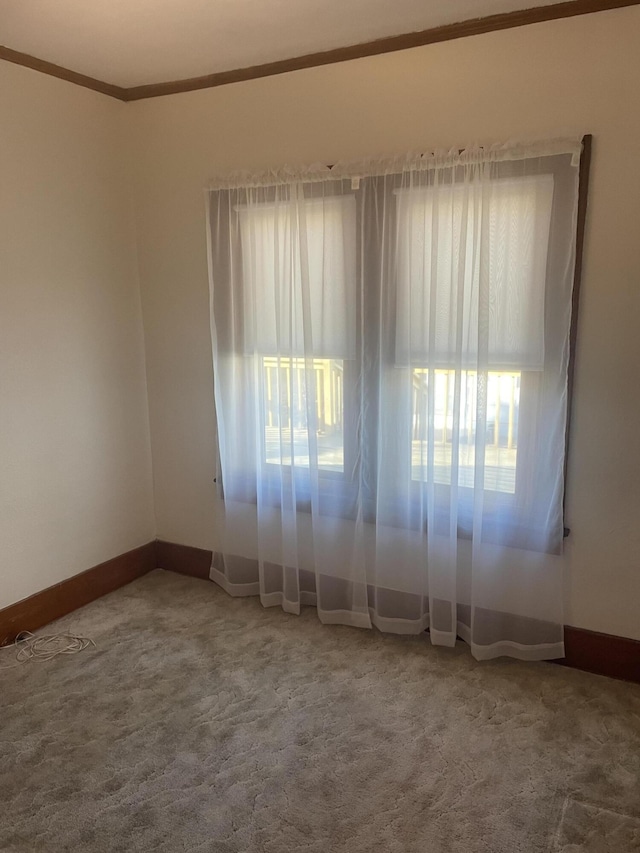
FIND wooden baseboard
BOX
[156,541,640,684]
[0,541,156,646]
[3,538,638,684]
[155,539,212,580]
[559,626,640,683]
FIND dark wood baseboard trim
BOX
[559,626,640,684]
[157,541,640,684]
[3,538,638,684]
[3,1,640,101]
[156,540,212,580]
[0,541,156,646]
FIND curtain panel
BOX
[206,138,583,660]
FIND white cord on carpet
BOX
[0,631,96,669]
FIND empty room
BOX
[1,1,639,850]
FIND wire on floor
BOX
[0,631,96,669]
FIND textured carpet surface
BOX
[1,569,639,852]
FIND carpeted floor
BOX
[1,570,639,852]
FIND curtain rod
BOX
[208,138,584,190]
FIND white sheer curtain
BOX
[206,138,583,660]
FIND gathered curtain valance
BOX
[208,137,582,189]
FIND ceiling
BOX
[0,0,570,89]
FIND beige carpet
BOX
[1,569,639,852]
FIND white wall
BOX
[0,62,156,608]
[129,5,640,641]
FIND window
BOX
[396,172,554,506]
[233,192,355,483]
[208,139,584,553]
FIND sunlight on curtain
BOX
[206,139,582,660]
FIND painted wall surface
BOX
[129,6,640,641]
[0,62,156,608]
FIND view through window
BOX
[262,356,344,472]
[411,369,520,493]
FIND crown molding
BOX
[0,44,127,100]
[125,0,640,101]
[1,0,639,102]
